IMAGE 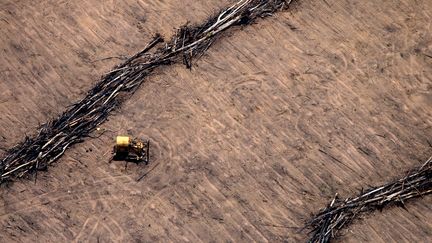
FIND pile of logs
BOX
[0,0,293,182]
[307,156,432,243]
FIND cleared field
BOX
[1,0,431,242]
[0,0,229,148]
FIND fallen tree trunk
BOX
[306,156,432,243]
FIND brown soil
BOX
[1,0,431,242]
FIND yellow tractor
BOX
[113,136,150,164]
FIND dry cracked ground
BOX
[0,0,431,242]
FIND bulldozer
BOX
[113,136,150,164]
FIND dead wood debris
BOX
[0,0,294,183]
[306,156,432,243]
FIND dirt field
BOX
[1,0,431,242]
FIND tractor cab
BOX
[113,136,150,164]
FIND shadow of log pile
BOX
[0,0,294,183]
[307,156,432,243]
